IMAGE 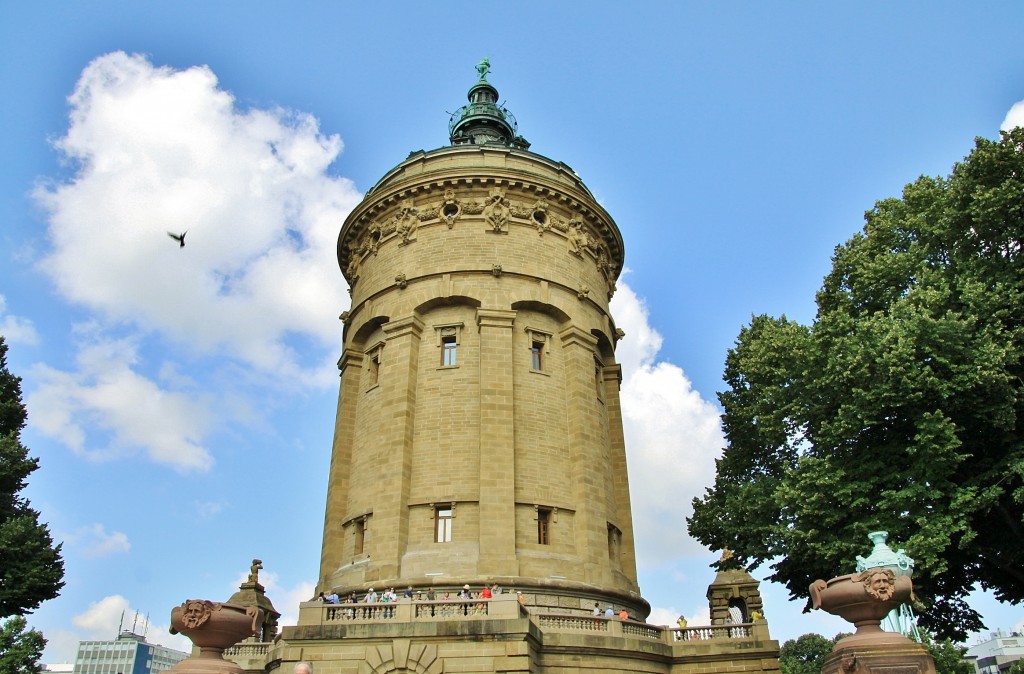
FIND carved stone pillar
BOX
[319,348,363,591]
[476,308,518,576]
[371,315,424,580]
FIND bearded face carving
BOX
[860,569,896,601]
[181,600,214,629]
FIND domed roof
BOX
[448,58,530,149]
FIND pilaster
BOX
[371,315,424,580]
[603,363,638,586]
[558,325,605,584]
[476,308,519,576]
[319,348,364,591]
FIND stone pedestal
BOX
[822,640,936,674]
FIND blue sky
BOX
[2,2,1023,663]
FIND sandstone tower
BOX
[261,62,780,674]
[318,60,643,617]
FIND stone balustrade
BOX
[296,596,768,647]
[223,642,270,657]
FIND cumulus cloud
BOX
[195,500,227,518]
[1002,99,1024,131]
[612,277,724,566]
[0,295,39,345]
[231,568,314,628]
[648,604,712,628]
[63,523,131,558]
[26,331,216,472]
[34,51,360,384]
[70,595,190,654]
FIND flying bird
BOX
[167,231,187,248]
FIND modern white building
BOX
[969,630,1024,674]
[71,630,188,674]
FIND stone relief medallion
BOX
[567,216,591,257]
[483,188,510,232]
[395,200,419,244]
[180,599,215,629]
[440,189,461,228]
[859,568,896,601]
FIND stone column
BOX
[603,363,639,586]
[559,325,606,583]
[371,315,424,580]
[476,308,518,576]
[319,348,364,592]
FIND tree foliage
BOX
[779,633,839,674]
[921,636,974,674]
[0,616,45,674]
[0,337,64,618]
[688,129,1024,640]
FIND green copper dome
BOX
[448,58,530,149]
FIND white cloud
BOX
[1001,100,1024,131]
[69,595,190,655]
[26,331,215,472]
[0,295,39,345]
[648,604,711,628]
[34,51,360,385]
[63,523,131,558]
[612,278,724,566]
[230,568,314,629]
[194,500,227,519]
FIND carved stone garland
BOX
[342,189,617,294]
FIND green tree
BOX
[779,633,837,674]
[688,128,1024,640]
[0,616,45,673]
[921,636,973,674]
[0,337,64,617]
[1006,659,1024,674]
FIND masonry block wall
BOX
[316,145,646,616]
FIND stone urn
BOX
[165,599,264,674]
[809,569,913,648]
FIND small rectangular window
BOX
[354,518,365,555]
[531,341,543,370]
[442,335,457,366]
[537,508,551,545]
[371,355,380,383]
[435,507,453,543]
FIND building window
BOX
[607,523,621,562]
[435,507,453,543]
[525,327,551,373]
[537,507,552,545]
[595,358,605,402]
[435,323,464,368]
[442,335,457,366]
[365,342,384,389]
[354,518,365,555]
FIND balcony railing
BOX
[297,597,767,646]
[223,642,270,657]
[535,614,759,644]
